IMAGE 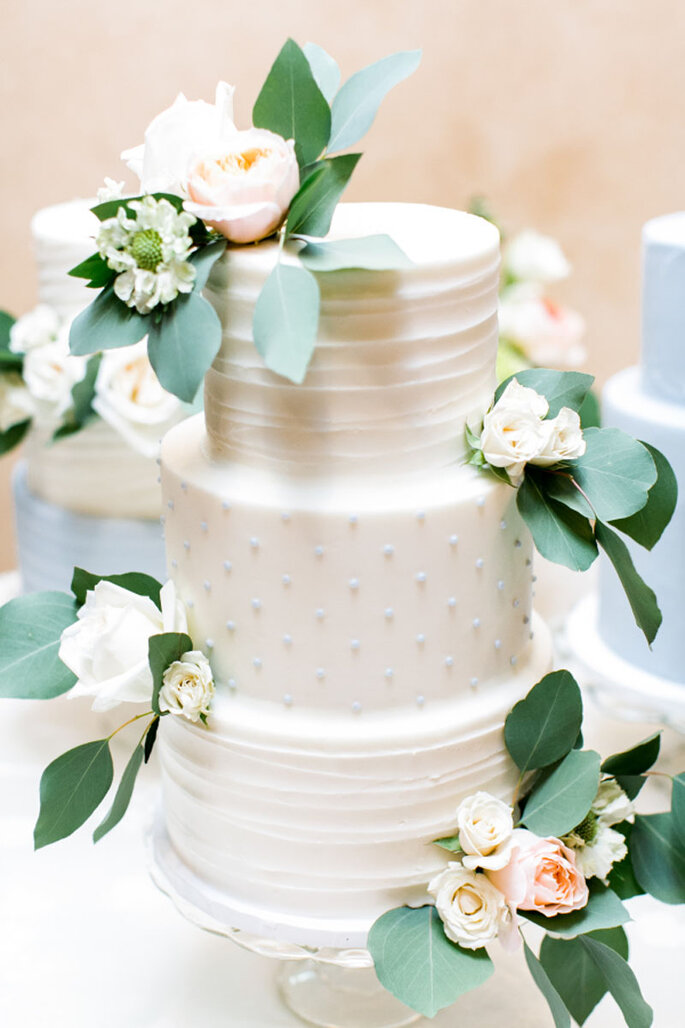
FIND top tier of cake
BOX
[31,199,99,318]
[203,203,500,477]
[642,212,685,405]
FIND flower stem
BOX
[107,710,154,742]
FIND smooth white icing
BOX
[641,212,685,404]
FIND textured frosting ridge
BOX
[31,199,100,319]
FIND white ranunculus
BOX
[59,580,188,711]
[428,863,512,950]
[499,283,587,369]
[568,821,628,882]
[22,338,87,425]
[93,341,185,458]
[505,230,571,285]
[122,82,237,196]
[456,792,515,871]
[9,304,60,354]
[530,406,586,468]
[0,372,35,431]
[159,650,215,723]
[480,379,550,485]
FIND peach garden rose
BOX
[487,828,589,917]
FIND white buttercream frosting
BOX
[31,200,100,319]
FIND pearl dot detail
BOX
[250,537,259,549]
[416,633,426,644]
[283,634,292,646]
[203,580,211,592]
[349,578,360,590]
[449,534,459,546]
[500,520,507,530]
[167,499,174,510]
[350,639,360,651]
[384,668,394,679]
[281,512,290,522]
[383,544,395,556]
[384,607,394,619]
[200,521,208,533]
[171,559,177,569]
[314,545,324,557]
[180,481,187,490]
[416,510,426,521]
[283,693,293,706]
[251,598,261,610]
[416,695,425,707]
[472,618,481,629]
[315,608,325,620]
[221,500,230,510]
[226,620,236,632]
[494,639,502,650]
[513,599,520,608]
[497,580,505,591]
[159,515,165,526]
[470,677,479,688]
[351,701,362,713]
[475,558,484,569]
[349,514,358,525]
[447,597,456,608]
[415,571,427,583]
[253,657,262,669]
[510,655,518,666]
[228,677,237,690]
[282,574,291,586]
[205,639,214,650]
[223,561,232,572]
[445,656,454,668]
[183,541,190,551]
[316,668,325,680]
[514,539,522,548]
[476,496,485,508]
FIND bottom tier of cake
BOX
[157,618,551,948]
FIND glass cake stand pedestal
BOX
[147,815,420,1027]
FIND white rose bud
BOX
[0,372,35,431]
[593,779,634,827]
[480,380,550,486]
[428,863,512,950]
[159,650,215,723]
[9,304,60,354]
[530,406,586,468]
[456,792,515,871]
[504,229,571,285]
[59,580,188,711]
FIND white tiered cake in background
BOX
[152,203,552,947]
[11,200,168,592]
[567,212,685,725]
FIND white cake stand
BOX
[147,815,421,1027]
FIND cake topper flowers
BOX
[67,40,420,402]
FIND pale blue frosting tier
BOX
[642,212,685,404]
[12,462,167,594]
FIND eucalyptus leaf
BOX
[147,291,222,403]
[253,38,331,166]
[328,50,422,153]
[616,775,647,800]
[601,733,661,776]
[144,716,160,763]
[0,591,77,699]
[90,192,184,222]
[303,42,341,102]
[68,253,116,289]
[672,773,685,845]
[523,942,570,1028]
[0,349,23,371]
[189,239,227,292]
[69,286,147,356]
[71,568,162,609]
[34,739,113,849]
[253,262,320,383]
[149,632,193,715]
[608,824,645,900]
[93,743,144,843]
[504,669,583,773]
[610,443,677,550]
[433,834,463,853]
[595,522,662,645]
[539,928,629,1025]
[297,234,412,272]
[521,748,601,837]
[0,309,16,346]
[522,882,630,938]
[285,153,361,238]
[517,472,598,571]
[579,388,601,429]
[570,428,656,522]
[494,369,594,416]
[631,812,685,904]
[0,417,31,456]
[578,936,653,1028]
[53,353,102,441]
[542,472,595,518]
[368,905,493,1019]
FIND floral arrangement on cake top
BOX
[66,40,421,402]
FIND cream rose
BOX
[22,337,87,426]
[0,372,35,431]
[93,341,185,458]
[185,129,299,244]
[428,863,512,949]
[499,283,587,370]
[531,406,586,467]
[504,230,571,285]
[159,650,215,723]
[9,304,60,354]
[456,792,515,871]
[487,829,588,917]
[59,580,188,711]
[480,380,550,485]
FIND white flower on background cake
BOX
[455,791,515,871]
[22,335,87,425]
[97,196,196,315]
[504,229,571,284]
[0,372,35,430]
[93,340,186,459]
[159,650,215,723]
[487,829,589,917]
[59,580,188,711]
[96,177,125,203]
[9,303,60,353]
[428,863,513,950]
[499,282,587,369]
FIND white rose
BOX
[93,341,185,458]
[499,283,587,369]
[480,380,550,485]
[159,650,215,723]
[530,407,586,467]
[22,337,87,425]
[456,792,515,871]
[59,580,188,711]
[428,863,512,950]
[0,372,35,431]
[568,821,628,882]
[122,81,237,196]
[505,230,571,285]
[9,304,60,354]
[593,779,634,827]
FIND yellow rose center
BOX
[216,148,272,174]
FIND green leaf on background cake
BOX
[517,472,598,571]
[71,568,162,609]
[34,739,114,849]
[523,941,570,1028]
[69,286,147,356]
[0,417,31,456]
[577,936,653,1028]
[53,353,102,441]
[570,428,656,521]
[303,42,341,102]
[0,309,15,344]
[0,591,77,699]
[671,773,685,845]
[595,522,661,645]
[149,632,193,716]
[253,262,320,383]
[297,234,413,271]
[631,812,685,904]
[521,749,601,837]
[608,824,646,900]
[601,732,661,776]
[579,387,601,429]
[504,669,583,773]
[147,291,222,403]
[433,834,463,853]
[523,883,630,938]
[188,238,227,291]
[68,252,116,289]
[90,192,184,223]
[494,369,594,416]
[93,742,145,843]
[253,38,331,166]
[368,905,493,1018]
[0,309,23,371]
[327,49,422,153]
[285,153,362,238]
[610,442,677,550]
[539,928,629,1025]
[496,339,531,384]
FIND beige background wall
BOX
[2,0,684,570]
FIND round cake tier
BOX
[641,212,685,405]
[203,203,500,476]
[31,199,99,318]
[157,623,551,947]
[161,415,536,711]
